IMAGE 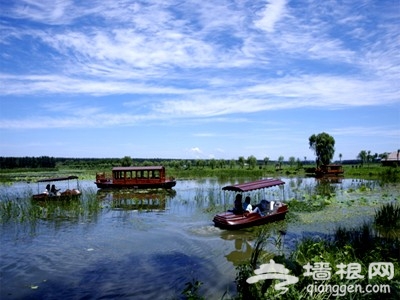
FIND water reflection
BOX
[226,239,253,265]
[1,177,398,299]
[219,222,290,266]
[96,189,176,211]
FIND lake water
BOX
[0,177,397,299]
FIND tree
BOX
[196,159,205,169]
[121,156,133,166]
[247,155,257,169]
[263,157,269,169]
[288,156,296,167]
[229,159,236,169]
[309,132,335,167]
[209,158,217,170]
[238,156,245,169]
[357,150,367,166]
[278,156,284,167]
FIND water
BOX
[0,177,397,299]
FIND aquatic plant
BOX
[233,213,400,299]
[0,187,102,224]
[374,202,400,229]
[181,279,205,300]
[373,202,400,240]
[287,195,330,212]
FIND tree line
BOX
[1,132,394,170]
[0,156,57,169]
[0,155,310,170]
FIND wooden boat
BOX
[315,164,344,177]
[32,175,82,201]
[213,178,288,230]
[95,166,176,189]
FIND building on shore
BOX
[381,151,400,167]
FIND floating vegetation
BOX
[287,195,331,213]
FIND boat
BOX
[315,164,344,177]
[32,175,82,201]
[94,166,176,189]
[213,178,288,230]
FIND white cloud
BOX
[0,0,399,131]
[190,147,202,154]
[11,0,78,25]
[254,0,287,32]
[331,126,400,138]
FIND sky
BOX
[0,0,399,161]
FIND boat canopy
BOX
[112,166,164,171]
[222,178,285,192]
[37,175,79,182]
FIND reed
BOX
[0,187,102,224]
[374,202,400,239]
[374,202,400,228]
[232,210,400,299]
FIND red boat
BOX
[315,164,344,177]
[95,166,176,189]
[213,178,288,230]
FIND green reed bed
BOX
[231,204,400,300]
[0,187,102,224]
[373,202,400,240]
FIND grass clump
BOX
[373,202,400,240]
[233,210,400,299]
[374,202,400,229]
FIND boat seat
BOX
[259,200,270,212]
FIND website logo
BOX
[246,259,299,295]
[247,260,394,296]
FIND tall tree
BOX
[357,150,367,166]
[309,132,335,167]
[238,156,245,169]
[278,156,284,169]
[247,155,257,169]
[121,156,133,166]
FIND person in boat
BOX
[50,184,60,196]
[43,184,50,194]
[230,194,244,214]
[258,199,270,213]
[243,196,262,215]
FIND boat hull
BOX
[94,180,176,189]
[213,205,288,230]
[32,190,82,201]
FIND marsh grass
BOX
[0,187,102,224]
[233,208,400,299]
[373,202,400,239]
[374,202,400,228]
[191,186,225,214]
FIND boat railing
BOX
[96,172,175,183]
[96,172,112,182]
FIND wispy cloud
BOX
[331,126,400,138]
[0,0,398,138]
[254,0,287,32]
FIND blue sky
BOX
[0,0,399,161]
